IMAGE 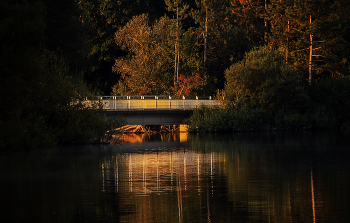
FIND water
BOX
[1,131,350,223]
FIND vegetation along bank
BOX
[1,0,349,149]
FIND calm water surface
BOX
[1,132,350,223]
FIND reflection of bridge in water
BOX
[97,96,220,125]
[99,147,225,222]
[96,133,328,223]
[101,149,224,194]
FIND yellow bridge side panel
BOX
[97,98,220,110]
[156,100,171,109]
[144,100,161,109]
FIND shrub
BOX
[224,46,309,114]
[309,76,350,129]
[185,105,272,133]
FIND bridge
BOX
[94,95,219,125]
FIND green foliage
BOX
[113,14,174,95]
[185,105,271,133]
[0,115,55,151]
[0,0,45,116]
[274,112,310,130]
[310,76,350,129]
[3,0,350,144]
[40,0,87,70]
[230,0,266,45]
[33,51,123,144]
[179,27,205,77]
[0,1,123,150]
[76,0,166,94]
[187,46,350,132]
[192,0,249,92]
[50,103,120,144]
[0,48,123,150]
[225,46,309,113]
[268,0,350,80]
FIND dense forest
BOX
[1,0,350,149]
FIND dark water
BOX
[1,131,350,223]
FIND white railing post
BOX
[141,95,144,110]
[155,96,158,110]
[182,96,185,109]
[169,96,171,109]
[127,96,130,110]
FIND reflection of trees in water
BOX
[98,131,350,222]
[186,131,350,223]
[101,150,228,222]
[3,131,349,222]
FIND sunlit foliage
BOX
[171,73,205,96]
[113,14,174,95]
[225,46,308,113]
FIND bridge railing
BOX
[93,95,219,110]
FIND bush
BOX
[0,50,124,150]
[186,47,316,132]
[224,46,309,114]
[0,115,55,151]
[0,2,123,150]
[309,76,350,129]
[185,105,272,132]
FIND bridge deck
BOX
[101,98,218,110]
[80,96,220,125]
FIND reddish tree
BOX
[171,73,205,96]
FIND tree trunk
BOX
[174,2,180,85]
[176,3,180,83]
[204,6,208,65]
[264,0,267,44]
[286,20,289,63]
[309,15,313,86]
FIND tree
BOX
[191,0,249,92]
[171,73,205,96]
[0,0,119,149]
[310,75,350,128]
[176,27,205,79]
[113,14,174,95]
[225,46,308,113]
[229,0,267,46]
[76,0,166,94]
[0,0,46,121]
[192,0,209,65]
[165,0,189,84]
[267,0,350,84]
[32,0,88,72]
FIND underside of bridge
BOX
[105,110,193,125]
